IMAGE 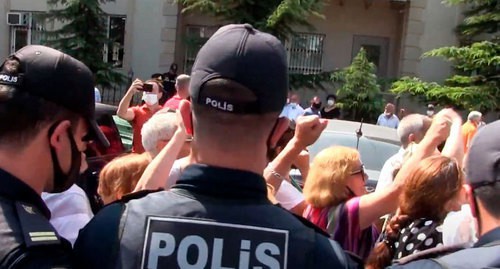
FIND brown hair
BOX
[366,155,464,269]
[145,78,164,90]
[303,146,360,208]
[98,153,151,204]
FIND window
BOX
[9,12,45,54]
[103,16,126,68]
[352,35,389,78]
[286,33,325,74]
[184,25,220,74]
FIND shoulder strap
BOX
[14,201,61,248]
[0,202,71,268]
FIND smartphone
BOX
[141,84,153,92]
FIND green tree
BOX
[177,0,325,39]
[335,48,384,122]
[391,0,500,112]
[44,0,125,88]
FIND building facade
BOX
[1,0,461,110]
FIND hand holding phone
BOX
[140,83,153,92]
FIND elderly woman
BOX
[302,109,464,260]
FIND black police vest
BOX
[116,189,340,269]
[431,242,500,269]
[0,197,72,268]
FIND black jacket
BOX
[0,169,72,268]
[74,164,361,269]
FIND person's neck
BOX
[478,204,500,237]
[0,141,50,195]
[147,104,161,111]
[190,143,267,176]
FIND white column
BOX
[159,0,179,70]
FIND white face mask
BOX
[327,100,335,106]
[143,93,158,106]
[427,110,434,116]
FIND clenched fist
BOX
[293,115,328,148]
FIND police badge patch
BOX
[141,217,289,269]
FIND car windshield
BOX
[308,131,400,172]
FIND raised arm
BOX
[117,79,142,121]
[357,109,455,230]
[441,112,464,167]
[264,116,327,192]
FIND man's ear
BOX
[268,117,290,148]
[463,184,478,218]
[408,133,415,143]
[179,100,193,136]
[48,120,71,149]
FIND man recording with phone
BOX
[117,78,163,153]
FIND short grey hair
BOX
[468,111,482,121]
[141,112,178,154]
[175,74,190,88]
[397,114,427,147]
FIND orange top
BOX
[462,121,478,154]
[130,105,157,153]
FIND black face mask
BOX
[48,123,82,193]
[312,102,322,109]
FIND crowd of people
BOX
[0,23,498,269]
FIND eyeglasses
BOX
[350,164,365,176]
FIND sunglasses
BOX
[351,164,365,175]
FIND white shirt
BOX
[274,180,304,210]
[166,159,183,189]
[279,103,305,122]
[42,184,94,246]
[375,147,406,193]
[377,113,399,129]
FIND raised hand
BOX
[293,115,328,148]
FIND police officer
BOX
[74,24,361,268]
[388,120,500,268]
[0,45,108,268]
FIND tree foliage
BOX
[44,0,125,88]
[335,48,384,122]
[176,0,325,39]
[391,0,499,112]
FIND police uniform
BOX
[0,45,109,268]
[74,164,361,268]
[0,169,72,268]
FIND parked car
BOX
[291,119,401,192]
[77,103,130,213]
